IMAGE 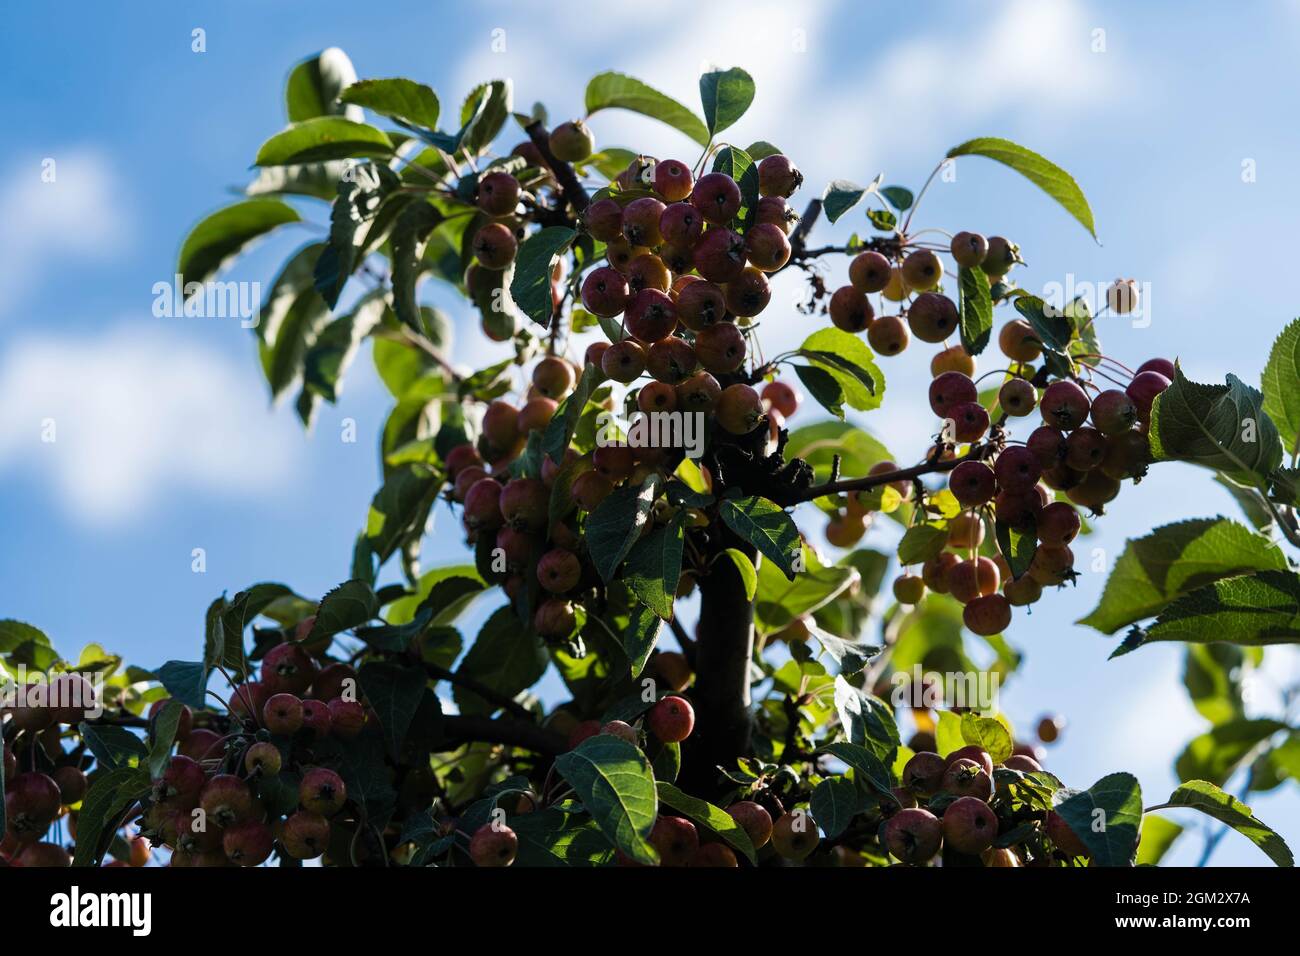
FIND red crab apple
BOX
[328,698,367,739]
[647,696,695,743]
[281,810,331,860]
[650,815,699,866]
[883,808,942,865]
[942,796,999,855]
[223,821,274,867]
[300,768,347,817]
[692,843,739,867]
[244,741,282,777]
[727,801,774,849]
[200,774,254,827]
[262,693,304,735]
[942,757,993,801]
[261,642,316,696]
[902,751,948,796]
[470,822,518,867]
[771,812,818,860]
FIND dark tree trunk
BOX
[680,537,755,800]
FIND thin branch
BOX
[524,121,590,213]
[790,443,987,504]
[423,662,533,721]
[440,715,567,756]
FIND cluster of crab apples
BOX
[464,692,701,867]
[2,631,371,867]
[813,227,1172,639]
[884,740,1087,866]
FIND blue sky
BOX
[2,0,1298,865]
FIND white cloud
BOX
[0,150,129,310]
[0,325,300,525]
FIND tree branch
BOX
[524,121,590,213]
[790,442,988,504]
[423,662,534,721]
[440,715,567,756]
[789,197,822,253]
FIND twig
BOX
[524,121,590,213]
[423,662,533,721]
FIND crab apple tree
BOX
[5,52,1300,872]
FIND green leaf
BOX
[959,713,1013,765]
[1262,317,1300,456]
[146,700,186,779]
[794,328,885,413]
[622,602,663,677]
[554,735,659,866]
[222,583,297,679]
[711,146,759,229]
[1175,718,1287,786]
[311,729,397,826]
[509,226,575,327]
[1149,368,1283,487]
[810,777,861,840]
[1135,815,1184,866]
[452,606,548,715]
[722,549,758,601]
[366,464,439,563]
[1115,570,1300,656]
[1214,474,1275,531]
[785,421,892,483]
[1052,772,1142,866]
[622,513,686,620]
[157,660,207,711]
[1183,643,1246,725]
[77,723,147,772]
[754,551,855,634]
[866,208,897,232]
[935,710,965,757]
[585,72,710,146]
[458,80,513,155]
[1012,294,1070,350]
[1155,780,1292,866]
[300,293,388,410]
[796,364,847,419]
[946,137,1097,241]
[699,67,754,136]
[656,781,757,864]
[822,180,867,224]
[285,48,360,122]
[309,579,379,644]
[177,200,301,287]
[745,141,782,160]
[314,165,398,309]
[958,265,993,356]
[389,200,444,332]
[257,243,332,399]
[586,474,662,582]
[509,807,618,867]
[719,496,800,579]
[879,186,914,211]
[544,364,599,466]
[340,78,440,129]
[1078,518,1286,634]
[818,741,894,797]
[255,117,393,166]
[897,524,948,566]
[72,767,152,867]
[358,661,430,759]
[995,516,1037,580]
[833,675,900,762]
